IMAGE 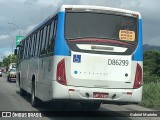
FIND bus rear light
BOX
[133,63,142,89]
[56,59,67,85]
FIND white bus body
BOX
[16,5,143,109]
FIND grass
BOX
[139,82,160,109]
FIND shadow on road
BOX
[16,90,132,119]
[8,81,16,84]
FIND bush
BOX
[140,82,160,109]
[143,71,160,84]
[138,50,160,109]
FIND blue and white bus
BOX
[16,5,143,109]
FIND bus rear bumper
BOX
[68,86,142,104]
[52,81,142,104]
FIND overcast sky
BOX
[0,0,159,60]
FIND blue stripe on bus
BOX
[132,19,143,61]
[54,12,70,56]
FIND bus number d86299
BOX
[108,59,129,66]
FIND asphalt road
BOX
[0,73,159,120]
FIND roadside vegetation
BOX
[140,50,160,109]
[0,54,16,71]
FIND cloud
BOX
[147,36,160,46]
[0,34,9,41]
[3,51,12,56]
[24,0,38,5]
[19,24,37,37]
[0,49,12,60]
[0,0,55,52]
[0,34,13,49]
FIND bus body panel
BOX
[69,52,132,87]
[20,60,29,92]
[65,53,142,89]
[52,56,142,102]
[36,56,54,101]
[133,19,143,61]
[54,12,70,56]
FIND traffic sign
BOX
[16,36,24,46]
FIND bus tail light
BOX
[56,59,67,85]
[133,63,142,89]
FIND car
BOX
[0,69,2,77]
[7,68,16,82]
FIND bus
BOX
[16,5,143,109]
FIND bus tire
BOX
[18,73,20,87]
[20,88,27,96]
[31,81,38,107]
[8,76,10,82]
[81,102,101,110]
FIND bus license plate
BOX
[93,92,108,98]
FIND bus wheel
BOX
[8,77,10,82]
[81,102,101,110]
[20,88,27,96]
[31,82,38,107]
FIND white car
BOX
[7,68,16,82]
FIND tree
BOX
[2,54,17,70]
[0,61,3,67]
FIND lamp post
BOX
[8,33,14,55]
[8,22,21,63]
[8,22,20,37]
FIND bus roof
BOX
[60,5,141,19]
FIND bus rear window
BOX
[65,12,138,44]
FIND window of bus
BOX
[23,40,27,59]
[47,20,54,53]
[20,41,24,60]
[47,18,57,54]
[35,31,39,56]
[49,16,58,53]
[30,35,35,57]
[38,29,43,56]
[33,34,37,56]
[40,26,47,55]
[65,12,138,45]
[18,45,21,60]
[28,37,32,58]
[22,40,25,59]
[53,19,57,39]
[45,24,51,54]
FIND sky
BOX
[0,0,160,60]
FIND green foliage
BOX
[2,54,17,68]
[141,50,160,109]
[144,50,160,77]
[143,50,160,84]
[143,71,160,83]
[140,83,160,109]
[0,61,3,67]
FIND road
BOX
[0,73,159,120]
